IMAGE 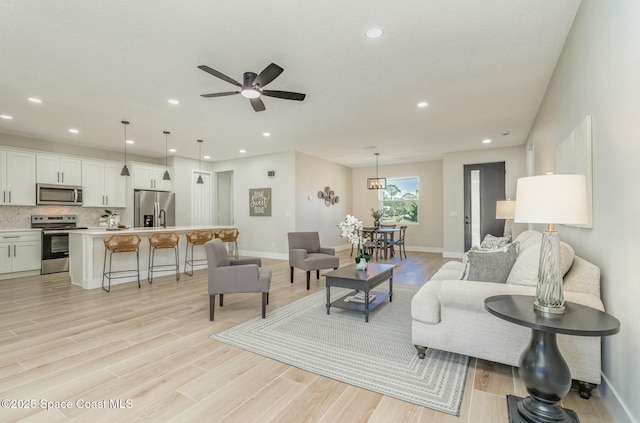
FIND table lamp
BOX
[496,199,516,240]
[514,174,588,314]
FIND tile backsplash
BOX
[0,206,125,229]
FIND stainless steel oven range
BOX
[31,215,88,275]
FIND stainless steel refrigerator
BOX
[134,190,175,228]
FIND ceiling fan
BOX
[198,63,306,112]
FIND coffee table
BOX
[325,263,394,322]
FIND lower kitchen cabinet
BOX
[0,231,42,275]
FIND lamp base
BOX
[533,300,565,314]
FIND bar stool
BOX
[148,232,180,284]
[184,229,214,276]
[102,234,142,293]
[215,228,240,259]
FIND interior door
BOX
[463,162,505,251]
[191,171,212,225]
[216,171,233,225]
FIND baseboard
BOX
[443,251,465,259]
[600,372,638,423]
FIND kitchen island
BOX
[69,226,235,289]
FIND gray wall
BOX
[526,1,639,421]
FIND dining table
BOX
[362,227,400,260]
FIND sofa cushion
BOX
[506,241,575,286]
[431,261,465,281]
[515,230,542,251]
[464,242,518,283]
[479,234,510,249]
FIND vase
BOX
[374,219,380,228]
[356,257,368,270]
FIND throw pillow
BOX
[479,234,510,250]
[464,242,518,283]
[506,241,575,286]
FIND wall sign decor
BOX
[555,115,593,228]
[249,188,272,216]
[317,186,339,207]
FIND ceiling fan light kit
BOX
[199,63,306,112]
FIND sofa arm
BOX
[231,258,262,267]
[411,280,444,324]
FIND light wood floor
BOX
[0,250,613,422]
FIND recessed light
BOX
[203,155,210,159]
[417,101,428,108]
[0,115,13,120]
[68,129,79,134]
[239,149,246,153]
[482,139,492,144]
[126,140,134,144]
[168,99,179,105]
[262,132,271,137]
[28,97,42,104]
[169,148,176,153]
[365,27,384,39]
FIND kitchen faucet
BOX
[159,209,166,228]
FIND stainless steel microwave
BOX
[36,184,83,206]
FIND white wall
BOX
[442,145,526,257]
[211,151,296,259]
[526,2,639,421]
[294,152,352,249]
[352,160,444,252]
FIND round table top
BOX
[484,294,620,337]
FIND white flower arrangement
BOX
[337,214,363,245]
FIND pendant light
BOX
[196,139,204,184]
[120,120,130,176]
[162,131,171,180]
[367,152,386,189]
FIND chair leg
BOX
[175,245,180,281]
[306,271,311,290]
[219,294,224,307]
[290,266,294,283]
[316,269,320,280]
[148,247,154,284]
[262,292,268,318]
[209,295,215,321]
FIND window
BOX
[380,177,419,223]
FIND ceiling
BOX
[0,0,580,168]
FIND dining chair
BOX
[388,225,408,259]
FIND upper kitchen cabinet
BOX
[36,154,82,186]
[0,148,36,206]
[132,163,172,191]
[82,160,126,208]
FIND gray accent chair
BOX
[288,232,339,290]
[205,238,272,321]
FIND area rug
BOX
[210,283,469,416]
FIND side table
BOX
[484,294,620,423]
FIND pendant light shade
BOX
[120,120,130,176]
[162,131,171,180]
[196,139,204,184]
[367,152,386,189]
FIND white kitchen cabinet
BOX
[132,163,172,191]
[0,231,41,274]
[36,154,82,186]
[81,160,126,208]
[0,149,36,206]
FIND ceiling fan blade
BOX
[262,90,306,101]
[253,63,284,88]
[198,65,242,87]
[250,97,266,112]
[200,91,240,98]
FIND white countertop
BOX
[0,228,42,233]
[69,225,235,236]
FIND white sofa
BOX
[411,230,604,398]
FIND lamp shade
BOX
[514,175,588,225]
[496,200,516,220]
